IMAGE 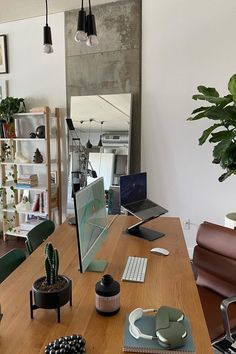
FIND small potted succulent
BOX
[30,243,72,323]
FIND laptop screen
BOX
[120,172,147,206]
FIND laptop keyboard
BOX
[127,199,157,212]
[121,256,148,282]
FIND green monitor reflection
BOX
[74,177,108,273]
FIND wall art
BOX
[0,35,8,74]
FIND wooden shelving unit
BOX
[0,107,62,240]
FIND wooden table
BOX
[0,216,213,353]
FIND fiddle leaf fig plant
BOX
[0,96,25,123]
[187,73,236,182]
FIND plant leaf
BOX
[205,106,234,121]
[228,74,236,95]
[218,170,235,182]
[198,124,222,145]
[197,85,219,97]
[191,106,210,114]
[209,130,235,143]
[213,139,233,161]
[187,111,209,121]
[192,94,231,105]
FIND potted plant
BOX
[30,242,72,323]
[187,73,236,182]
[0,96,25,137]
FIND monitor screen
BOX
[74,177,108,273]
[120,172,147,206]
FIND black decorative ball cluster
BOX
[45,334,86,354]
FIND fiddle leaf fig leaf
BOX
[192,94,231,105]
[218,170,235,182]
[209,130,235,143]
[197,85,219,97]
[187,110,208,121]
[228,73,236,97]
[191,106,210,114]
[213,139,232,161]
[198,124,222,145]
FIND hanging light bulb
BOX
[98,121,104,147]
[75,0,87,42]
[86,0,98,47]
[43,0,53,54]
[79,120,84,139]
[86,119,93,148]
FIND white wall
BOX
[0,13,68,218]
[142,0,236,255]
[0,13,66,108]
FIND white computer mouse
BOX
[150,247,170,256]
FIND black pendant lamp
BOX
[75,0,87,42]
[86,119,93,148]
[43,0,53,54]
[86,0,98,47]
[75,0,98,47]
[98,121,104,147]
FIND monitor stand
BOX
[126,218,165,241]
[86,260,108,272]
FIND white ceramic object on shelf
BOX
[14,151,30,163]
[225,213,236,230]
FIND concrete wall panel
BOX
[65,0,141,173]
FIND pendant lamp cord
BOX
[88,0,92,14]
[81,0,84,10]
[45,0,48,25]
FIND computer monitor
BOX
[74,177,108,273]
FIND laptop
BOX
[120,172,168,220]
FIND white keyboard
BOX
[121,256,148,283]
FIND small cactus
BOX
[44,243,59,285]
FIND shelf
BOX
[3,204,48,216]
[1,161,46,166]
[1,106,62,241]
[5,226,28,238]
[14,112,57,118]
[0,138,45,141]
[14,112,45,116]
[3,181,48,191]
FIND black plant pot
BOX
[30,275,72,323]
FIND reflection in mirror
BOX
[67,93,131,216]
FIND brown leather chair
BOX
[193,221,236,352]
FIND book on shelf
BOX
[18,174,38,179]
[25,213,48,222]
[123,315,195,353]
[20,219,44,231]
[31,191,48,213]
[32,193,40,212]
[16,183,38,188]
[17,174,38,187]
[0,119,6,138]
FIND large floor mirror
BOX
[67,93,131,215]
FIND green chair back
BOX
[0,248,26,283]
[25,220,55,254]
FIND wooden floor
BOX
[0,233,27,257]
